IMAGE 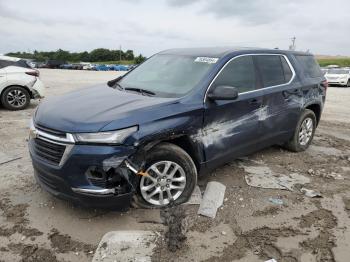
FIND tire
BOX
[1,86,30,110]
[347,79,350,87]
[132,142,197,209]
[284,109,317,152]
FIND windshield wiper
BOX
[124,87,155,96]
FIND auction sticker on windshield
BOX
[195,57,219,64]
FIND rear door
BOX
[255,54,301,143]
[203,55,264,167]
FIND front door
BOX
[202,55,264,168]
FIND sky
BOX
[0,0,349,56]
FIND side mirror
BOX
[207,85,239,101]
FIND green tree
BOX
[52,49,70,61]
[89,48,113,62]
[135,54,146,64]
[125,50,134,60]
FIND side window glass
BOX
[256,55,286,87]
[213,56,256,93]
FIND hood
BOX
[35,85,178,133]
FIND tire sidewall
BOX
[293,109,317,151]
[135,143,197,208]
[1,86,30,110]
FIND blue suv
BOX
[29,47,327,210]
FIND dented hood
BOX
[35,85,178,133]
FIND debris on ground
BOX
[268,197,284,205]
[185,186,202,205]
[197,181,226,218]
[161,205,189,252]
[92,231,157,262]
[242,164,310,191]
[301,188,322,198]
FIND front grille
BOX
[33,138,66,165]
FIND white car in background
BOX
[325,68,350,87]
[0,55,45,110]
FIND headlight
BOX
[74,126,138,144]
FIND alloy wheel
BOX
[298,117,313,146]
[7,89,27,108]
[140,161,186,206]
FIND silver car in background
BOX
[325,68,350,87]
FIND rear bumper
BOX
[29,138,137,210]
[327,80,348,86]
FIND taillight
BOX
[321,80,328,91]
[25,70,40,77]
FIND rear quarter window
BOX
[256,55,293,87]
[295,55,323,78]
[16,60,31,68]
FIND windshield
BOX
[118,54,217,97]
[328,69,349,74]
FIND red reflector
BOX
[25,70,39,77]
[321,80,328,91]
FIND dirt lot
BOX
[0,69,350,262]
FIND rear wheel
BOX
[1,86,30,110]
[347,79,350,87]
[132,143,197,208]
[285,109,316,152]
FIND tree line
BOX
[6,48,147,64]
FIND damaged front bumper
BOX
[29,137,138,210]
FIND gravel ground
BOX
[0,69,350,262]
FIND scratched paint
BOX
[192,106,272,147]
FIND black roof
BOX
[159,47,311,58]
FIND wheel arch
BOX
[0,85,33,100]
[137,135,203,174]
[305,103,321,126]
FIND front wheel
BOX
[284,109,316,152]
[347,79,350,87]
[132,143,197,208]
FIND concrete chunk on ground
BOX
[242,164,310,191]
[198,181,226,218]
[92,231,158,262]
